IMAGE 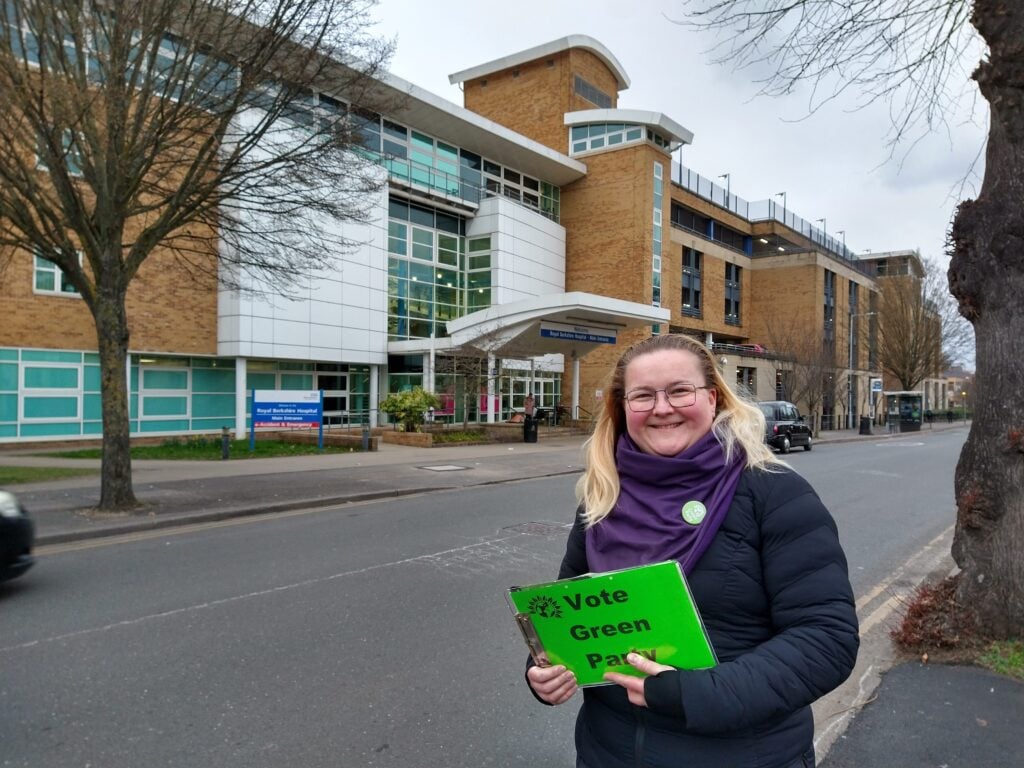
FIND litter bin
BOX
[859,415,872,435]
[523,415,538,443]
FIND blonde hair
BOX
[574,334,782,526]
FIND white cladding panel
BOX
[218,168,389,365]
[468,196,566,307]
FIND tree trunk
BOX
[948,0,1024,637]
[95,289,138,511]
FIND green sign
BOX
[507,560,717,687]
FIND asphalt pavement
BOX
[5,419,1021,767]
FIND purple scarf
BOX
[586,431,746,575]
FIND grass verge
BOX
[44,436,358,461]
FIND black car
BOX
[757,401,812,453]
[0,490,35,581]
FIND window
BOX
[573,75,611,108]
[379,120,559,219]
[736,366,756,396]
[387,198,491,341]
[670,203,709,235]
[34,251,81,296]
[725,263,741,325]
[36,129,84,176]
[681,247,702,316]
[824,269,836,342]
[569,122,662,156]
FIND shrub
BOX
[380,388,441,432]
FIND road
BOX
[0,431,964,767]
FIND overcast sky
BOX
[368,0,987,271]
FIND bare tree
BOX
[678,0,1024,637]
[435,352,492,430]
[763,318,843,435]
[0,0,391,510]
[876,256,962,390]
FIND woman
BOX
[527,334,858,768]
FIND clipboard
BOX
[507,560,716,687]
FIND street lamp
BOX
[775,191,787,223]
[849,311,877,429]
[836,230,846,257]
[718,173,731,207]
[815,218,826,247]
[962,390,968,422]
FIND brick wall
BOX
[462,48,620,153]
[0,241,218,355]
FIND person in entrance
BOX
[525,334,859,768]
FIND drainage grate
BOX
[419,464,469,472]
[504,521,573,536]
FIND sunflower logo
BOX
[528,595,562,619]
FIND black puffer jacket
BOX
[554,467,859,768]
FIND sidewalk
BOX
[8,420,1019,767]
[5,419,970,546]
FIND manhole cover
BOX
[419,464,469,472]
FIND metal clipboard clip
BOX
[514,612,550,667]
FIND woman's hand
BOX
[603,653,674,707]
[527,664,578,705]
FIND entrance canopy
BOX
[443,292,669,359]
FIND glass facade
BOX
[386,197,492,341]
[682,247,702,317]
[570,123,672,156]
[725,263,741,325]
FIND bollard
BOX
[361,422,370,452]
[221,426,231,460]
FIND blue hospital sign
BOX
[539,321,617,345]
[252,390,323,428]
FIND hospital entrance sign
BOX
[539,321,617,345]
[250,389,324,450]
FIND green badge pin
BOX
[681,500,707,526]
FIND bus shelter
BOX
[884,391,923,432]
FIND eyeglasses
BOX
[624,384,712,412]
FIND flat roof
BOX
[448,35,630,91]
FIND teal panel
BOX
[24,396,78,418]
[281,374,313,389]
[130,366,139,389]
[0,349,17,361]
[192,368,235,393]
[191,394,234,418]
[25,367,79,389]
[84,353,100,364]
[140,419,189,432]
[143,396,187,416]
[20,422,81,437]
[84,366,101,392]
[21,350,81,363]
[129,420,138,432]
[130,395,138,419]
[143,369,188,390]
[0,424,16,437]
[0,363,16,391]
[247,373,276,389]
[84,394,102,420]
[0,394,17,421]
[191,417,235,430]
[83,421,103,435]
